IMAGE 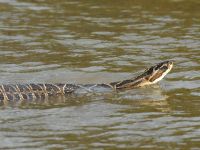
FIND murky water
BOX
[0,0,200,149]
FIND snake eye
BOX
[161,66,168,70]
[155,64,162,70]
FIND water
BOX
[0,0,200,149]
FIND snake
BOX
[0,60,173,104]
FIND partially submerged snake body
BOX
[0,61,173,103]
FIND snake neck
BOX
[109,77,147,89]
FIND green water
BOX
[0,0,200,149]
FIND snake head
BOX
[146,60,173,83]
[111,60,173,89]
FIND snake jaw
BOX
[149,61,173,84]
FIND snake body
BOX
[0,83,111,102]
[0,61,173,104]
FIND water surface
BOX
[0,0,200,149]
